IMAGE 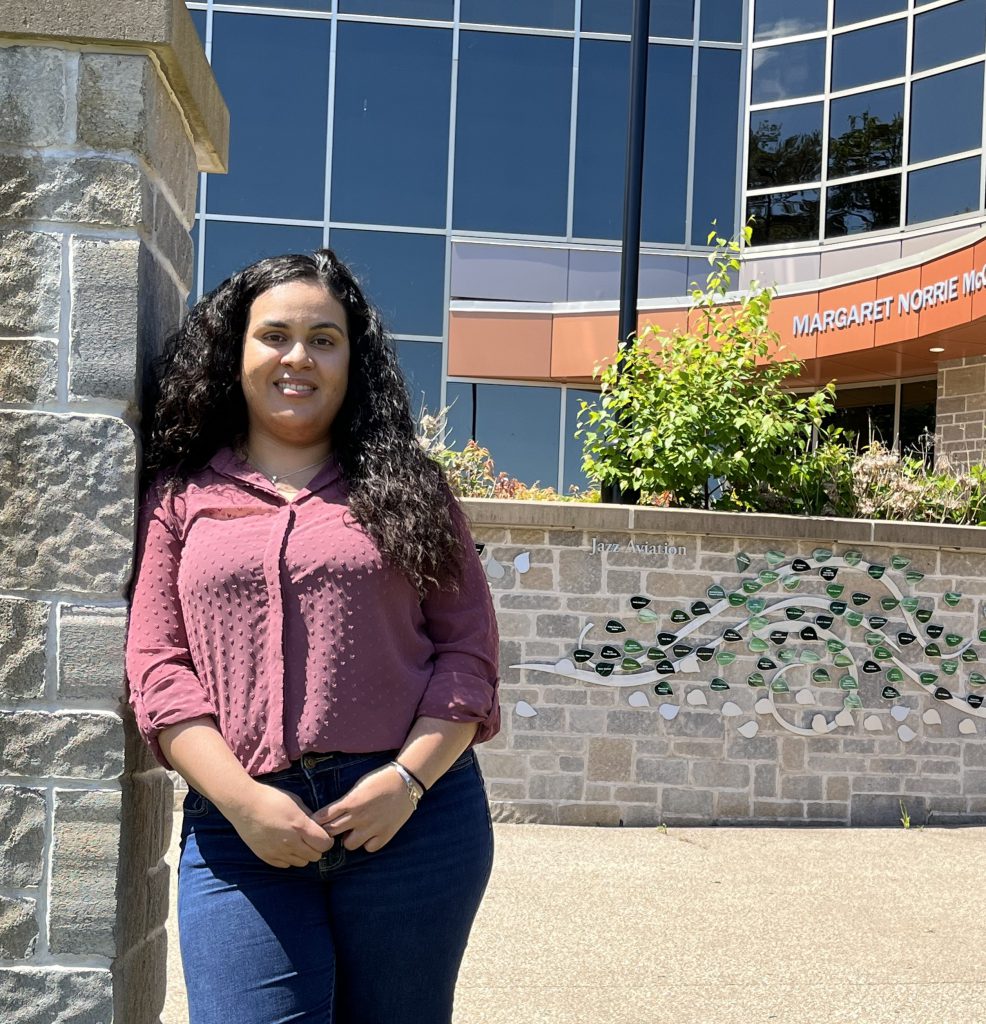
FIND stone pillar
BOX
[0,3,227,1021]
[936,354,986,470]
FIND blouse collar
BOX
[207,446,343,499]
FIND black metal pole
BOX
[601,0,649,505]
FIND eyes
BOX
[261,331,338,348]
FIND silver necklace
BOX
[245,450,331,485]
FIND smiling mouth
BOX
[274,381,316,394]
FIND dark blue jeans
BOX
[177,748,494,1024]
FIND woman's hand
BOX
[311,765,415,853]
[223,782,336,868]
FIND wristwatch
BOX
[389,761,424,810]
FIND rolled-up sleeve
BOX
[125,481,217,769]
[415,502,500,744]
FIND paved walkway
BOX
[163,813,986,1024]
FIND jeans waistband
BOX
[257,749,398,782]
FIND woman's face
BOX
[240,280,350,449]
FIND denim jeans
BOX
[177,748,494,1024]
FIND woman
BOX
[125,249,500,1024]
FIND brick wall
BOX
[935,355,986,470]
[463,502,986,828]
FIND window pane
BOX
[831,20,906,92]
[825,384,896,448]
[899,379,937,456]
[825,174,901,236]
[453,33,572,235]
[445,383,562,487]
[396,340,442,418]
[580,0,693,37]
[751,39,825,103]
[910,64,984,163]
[828,85,903,177]
[692,48,742,243]
[907,156,981,224]
[202,221,323,294]
[753,0,826,40]
[229,0,329,7]
[332,23,451,228]
[207,14,329,219]
[834,0,906,27]
[460,0,574,30]
[913,0,986,74]
[565,389,598,492]
[329,229,446,336]
[338,0,453,16]
[748,101,823,189]
[747,189,820,243]
[188,8,206,44]
[574,42,691,242]
[700,0,743,42]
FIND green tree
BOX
[576,226,841,511]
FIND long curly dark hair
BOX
[142,248,463,594]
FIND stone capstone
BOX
[0,229,61,336]
[0,710,124,780]
[0,597,48,700]
[0,788,46,887]
[0,46,68,147]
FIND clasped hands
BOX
[228,764,415,869]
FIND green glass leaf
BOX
[770,679,790,693]
[980,629,986,643]
[622,658,642,672]
[826,639,846,653]
[728,593,747,607]
[880,597,900,611]
[624,639,644,654]
[901,597,919,612]
[670,610,690,623]
[799,649,821,664]
[864,632,883,647]
[916,608,933,623]
[707,584,726,600]
[765,549,785,567]
[716,651,737,666]
[812,668,831,683]
[655,681,673,696]
[905,569,925,583]
[873,646,893,661]
[782,576,802,592]
[736,551,751,572]
[839,675,859,690]
[944,592,962,607]
[747,672,765,688]
[778,648,796,663]
[919,671,938,686]
[844,694,863,710]
[891,556,910,570]
[759,570,780,584]
[747,597,767,614]
[638,608,659,623]
[925,643,942,658]
[710,678,730,691]
[962,648,979,663]
[945,634,962,648]
[826,583,845,598]
[969,672,986,686]
[646,647,665,661]
[843,550,862,567]
[886,667,904,683]
[845,610,864,627]
[834,653,853,668]
[749,615,769,631]
[868,565,886,580]
[882,686,901,699]
[748,637,769,653]
[941,660,959,676]
[742,578,763,594]
[812,547,833,563]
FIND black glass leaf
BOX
[792,558,811,572]
[723,628,743,642]
[851,592,870,606]
[868,564,886,579]
[897,632,916,646]
[868,616,888,629]
[658,632,677,646]
[670,610,690,623]
[655,681,673,695]
[691,601,711,616]
[819,565,839,581]
[962,648,979,662]
[573,648,593,663]
[815,614,834,630]
[696,647,715,662]
[881,686,901,699]
[710,678,730,691]
[800,626,819,641]
[769,630,788,645]
[785,607,805,620]
[926,624,944,639]
[655,660,676,675]
[969,693,984,709]
[757,657,777,671]
[707,585,726,600]
[595,662,615,677]
[600,645,621,660]
[606,620,627,634]
[672,643,693,658]
[925,643,942,658]
[934,686,953,701]
[863,661,881,673]
[916,608,933,623]
[747,672,766,687]
[830,601,847,615]
[630,595,650,609]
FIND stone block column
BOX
[0,3,227,1021]
[936,354,986,470]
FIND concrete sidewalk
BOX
[163,816,986,1024]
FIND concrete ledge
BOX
[0,0,228,172]
[461,498,986,552]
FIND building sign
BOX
[590,537,686,556]
[792,263,986,338]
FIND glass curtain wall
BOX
[185,2,743,488]
[746,0,986,245]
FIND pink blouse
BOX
[124,447,500,776]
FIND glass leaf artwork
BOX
[628,691,649,707]
[655,681,673,696]
[826,583,845,598]
[867,564,886,580]
[941,660,958,676]
[624,639,644,655]
[658,632,677,646]
[792,558,811,573]
[819,566,839,582]
[742,579,763,594]
[778,649,797,663]
[707,584,726,600]
[514,552,531,573]
[945,634,963,648]
[934,686,953,701]
[799,649,821,664]
[765,549,786,567]
[596,662,615,677]
[919,672,938,686]
[843,550,862,566]
[691,600,711,616]
[600,645,621,660]
[897,632,917,645]
[830,601,847,615]
[515,700,538,717]
[672,643,693,658]
[880,597,899,611]
[736,552,751,571]
[845,611,864,627]
[723,628,743,643]
[769,630,788,645]
[886,667,904,683]
[757,657,777,671]
[882,686,901,700]
[630,595,650,610]
[815,614,834,629]
[844,694,863,710]
[968,693,984,709]
[834,653,853,668]
[605,620,627,634]
[868,616,888,629]
[659,703,679,720]
[670,610,690,623]
[770,679,790,693]
[696,647,715,662]
[750,616,770,631]
[782,576,802,591]
[716,651,737,666]
[748,637,769,653]
[813,547,832,563]
[980,629,986,643]
[916,608,933,623]
[926,624,944,639]
[970,672,986,686]
[862,661,881,673]
[901,597,919,613]
[785,607,805,621]
[962,648,979,663]
[839,675,859,690]
[747,597,767,614]
[925,643,942,658]
[622,658,642,671]
[647,647,665,661]
[747,673,766,688]
[905,569,924,583]
[655,660,676,674]
[799,626,819,641]
[826,638,846,653]
[864,632,883,647]
[638,608,659,623]
[759,570,780,584]
[891,705,910,721]
[873,646,893,661]
[728,593,747,607]
[573,648,593,663]
[960,718,978,734]
[812,668,831,683]
[851,592,870,606]
[710,678,730,691]
[891,556,910,570]
[944,592,962,607]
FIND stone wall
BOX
[936,354,986,470]
[0,4,226,1022]
[463,501,986,828]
